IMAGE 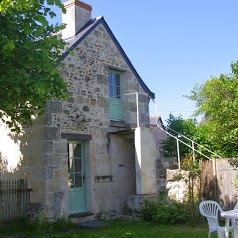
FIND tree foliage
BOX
[187,61,238,157]
[161,114,197,158]
[0,0,67,132]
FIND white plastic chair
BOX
[232,203,238,238]
[232,203,238,226]
[199,200,234,238]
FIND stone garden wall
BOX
[166,169,189,202]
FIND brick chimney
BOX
[62,0,92,39]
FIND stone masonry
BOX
[43,21,151,217]
[0,1,154,219]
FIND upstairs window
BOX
[109,71,121,99]
[108,70,124,121]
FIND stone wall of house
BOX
[0,119,45,204]
[0,21,151,219]
[43,22,151,218]
[93,132,136,213]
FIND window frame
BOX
[108,69,124,121]
[108,69,123,100]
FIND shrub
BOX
[142,198,189,225]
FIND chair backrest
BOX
[199,200,224,230]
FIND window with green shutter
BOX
[108,70,124,120]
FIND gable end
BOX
[60,17,155,99]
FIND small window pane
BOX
[113,87,116,98]
[68,159,74,173]
[75,158,82,173]
[73,144,81,157]
[116,74,120,87]
[68,173,74,188]
[109,85,113,97]
[112,73,116,85]
[116,87,121,99]
[75,174,82,187]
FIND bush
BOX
[142,199,190,225]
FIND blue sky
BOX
[51,0,238,123]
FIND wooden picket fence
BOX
[200,158,238,210]
[212,158,238,210]
[0,179,32,221]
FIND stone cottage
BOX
[0,0,158,219]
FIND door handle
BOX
[81,174,86,184]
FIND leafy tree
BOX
[161,114,197,158]
[187,61,238,157]
[0,0,67,132]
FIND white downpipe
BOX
[177,138,181,169]
[192,141,195,161]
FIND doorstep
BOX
[69,212,95,223]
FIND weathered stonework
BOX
[46,101,63,114]
[127,194,158,212]
[39,21,151,218]
[0,3,155,220]
[166,169,190,203]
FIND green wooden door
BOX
[68,142,86,214]
[108,70,124,120]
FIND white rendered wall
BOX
[135,127,157,194]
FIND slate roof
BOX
[60,16,155,99]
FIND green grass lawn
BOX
[39,220,210,238]
[0,218,219,238]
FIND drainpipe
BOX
[177,138,181,170]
